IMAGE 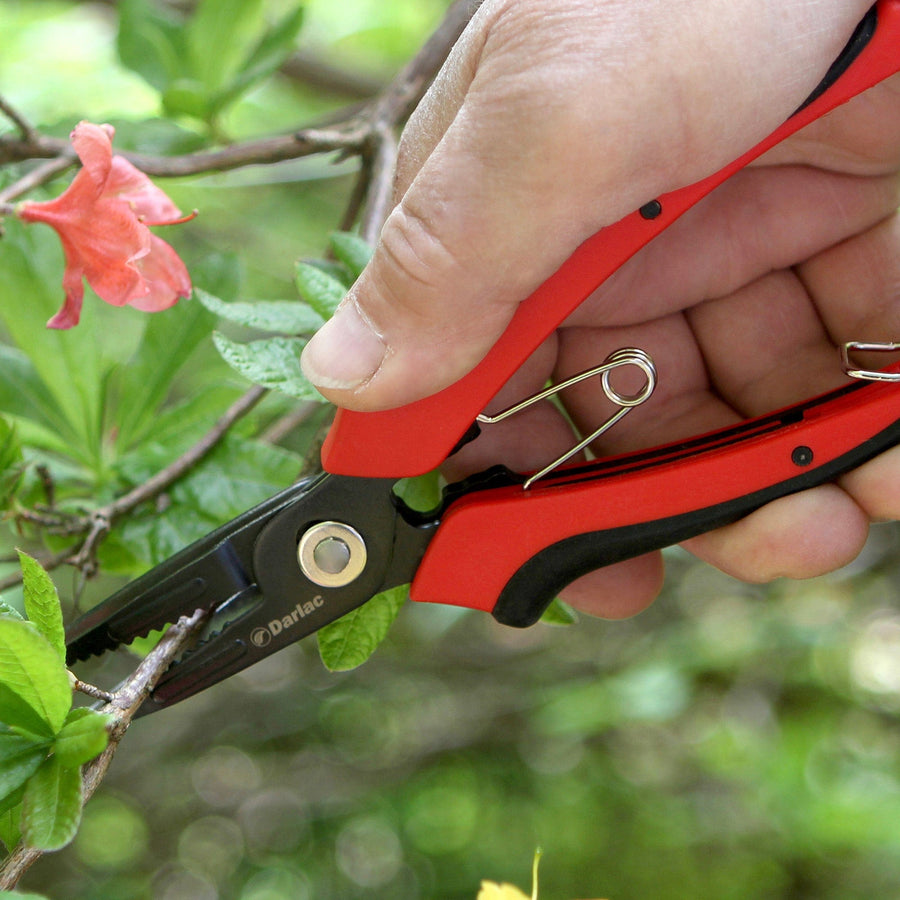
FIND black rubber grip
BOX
[794,5,877,114]
[492,417,900,628]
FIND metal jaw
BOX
[66,474,437,716]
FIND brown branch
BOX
[0,96,36,142]
[0,608,208,889]
[4,385,269,592]
[0,154,77,205]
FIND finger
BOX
[301,0,873,411]
[796,209,900,520]
[683,268,872,578]
[558,555,665,620]
[682,486,869,581]
[565,166,900,329]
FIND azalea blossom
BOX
[17,121,192,329]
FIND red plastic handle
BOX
[323,0,900,478]
[410,368,900,618]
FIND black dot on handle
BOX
[639,200,663,220]
[791,446,814,467]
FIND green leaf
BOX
[329,232,374,280]
[212,333,326,401]
[0,732,49,800]
[0,618,71,737]
[0,601,24,621]
[0,345,77,456]
[539,598,578,626]
[0,891,53,899]
[117,0,186,93]
[0,795,23,851]
[394,471,442,513]
[196,288,324,334]
[212,5,305,114]
[0,686,56,743]
[0,416,23,505]
[17,551,65,663]
[187,0,265,95]
[113,435,302,566]
[53,708,111,768]
[20,755,83,851]
[110,298,216,452]
[295,263,346,319]
[317,586,408,672]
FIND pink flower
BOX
[17,122,192,329]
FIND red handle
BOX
[410,369,900,619]
[323,0,900,478]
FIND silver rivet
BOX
[313,536,351,574]
[298,522,366,588]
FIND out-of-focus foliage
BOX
[0,1,898,899]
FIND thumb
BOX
[300,0,873,412]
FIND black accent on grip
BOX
[492,416,900,629]
[794,5,878,114]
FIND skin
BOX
[301,0,900,618]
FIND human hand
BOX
[301,0,900,617]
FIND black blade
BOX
[65,477,321,664]
[69,472,439,715]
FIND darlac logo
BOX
[250,596,325,647]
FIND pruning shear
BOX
[66,2,900,715]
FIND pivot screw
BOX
[298,521,367,588]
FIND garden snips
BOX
[66,3,900,715]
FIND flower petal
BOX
[70,122,115,194]
[127,235,192,312]
[107,156,183,223]
[46,259,86,329]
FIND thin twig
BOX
[0,96,36,141]
[260,401,322,445]
[0,154,76,205]
[6,385,269,588]
[359,122,399,243]
[106,385,268,522]
[0,608,208,889]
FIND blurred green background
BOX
[1,2,900,898]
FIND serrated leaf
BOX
[17,551,65,663]
[317,586,407,672]
[329,232,374,280]
[53,708,111,768]
[0,732,49,800]
[20,755,82,851]
[114,434,303,567]
[0,619,70,737]
[213,333,326,401]
[295,263,346,318]
[196,288,323,334]
[540,598,578,626]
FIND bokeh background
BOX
[1,2,900,898]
